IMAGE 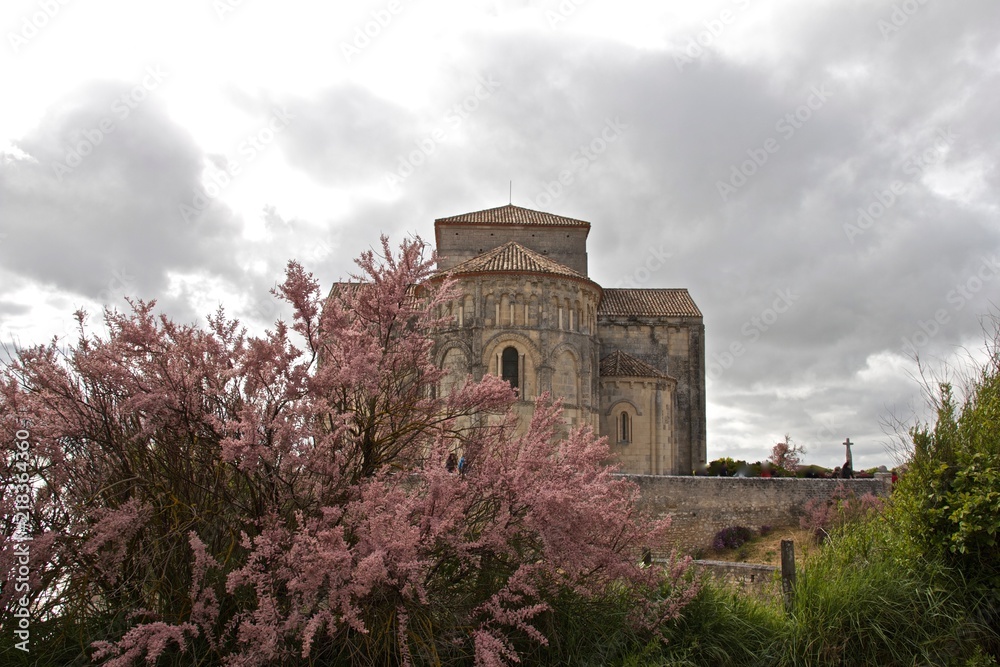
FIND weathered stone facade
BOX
[431,204,706,475]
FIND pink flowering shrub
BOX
[1,237,695,665]
[800,484,884,543]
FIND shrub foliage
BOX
[0,237,695,666]
[711,526,756,552]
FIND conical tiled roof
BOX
[435,204,590,229]
[441,241,587,280]
[599,349,675,380]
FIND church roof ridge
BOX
[435,204,591,229]
[599,349,675,380]
[599,288,702,318]
[438,240,590,281]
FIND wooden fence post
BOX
[781,539,796,614]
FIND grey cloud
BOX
[254,85,418,184]
[312,8,998,466]
[0,81,243,304]
[0,301,30,317]
[4,1,998,468]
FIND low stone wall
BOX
[627,476,890,554]
[691,560,780,600]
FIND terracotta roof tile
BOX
[327,282,422,305]
[440,241,586,280]
[599,289,702,318]
[600,350,674,380]
[435,204,590,228]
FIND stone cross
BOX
[843,438,853,469]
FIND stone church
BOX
[430,204,706,476]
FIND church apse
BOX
[430,204,705,475]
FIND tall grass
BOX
[782,517,978,666]
[656,580,784,667]
[529,586,653,666]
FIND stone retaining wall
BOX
[691,560,780,599]
[629,475,890,554]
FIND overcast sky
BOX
[2,0,998,469]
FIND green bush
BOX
[893,369,1000,655]
[901,384,1000,574]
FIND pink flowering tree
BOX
[769,435,803,475]
[1,237,695,666]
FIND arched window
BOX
[501,346,519,390]
[619,411,631,443]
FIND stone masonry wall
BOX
[602,378,674,475]
[598,319,706,472]
[628,475,891,555]
[436,225,590,276]
[690,560,780,600]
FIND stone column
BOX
[655,385,663,475]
